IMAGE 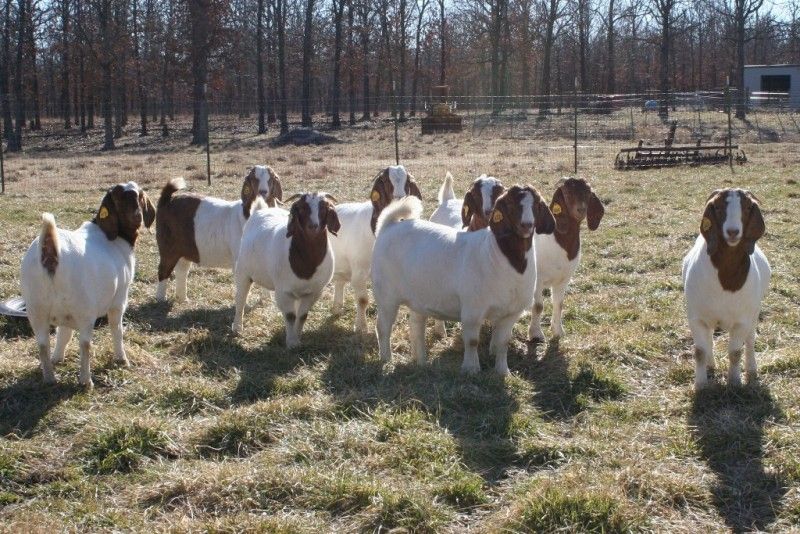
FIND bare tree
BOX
[301,0,315,127]
[274,0,288,133]
[132,0,147,135]
[60,0,70,128]
[651,0,679,119]
[437,0,445,84]
[718,0,764,118]
[330,0,347,128]
[410,0,428,116]
[539,0,566,115]
[189,0,210,145]
[1,0,13,140]
[9,0,26,151]
[256,0,266,133]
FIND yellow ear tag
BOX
[99,207,109,219]
[551,203,562,215]
[701,217,712,232]
[243,185,252,196]
[491,210,503,223]
[462,205,470,217]
[371,190,381,202]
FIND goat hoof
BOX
[115,356,130,368]
[80,378,94,390]
[527,336,545,345]
[51,355,65,365]
[231,323,243,335]
[42,374,57,385]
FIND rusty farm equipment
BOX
[614,122,747,170]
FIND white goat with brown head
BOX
[682,188,770,390]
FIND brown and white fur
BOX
[682,188,770,390]
[232,193,340,347]
[20,182,155,387]
[528,177,604,342]
[372,186,555,375]
[155,165,283,302]
[428,172,505,336]
[329,165,421,333]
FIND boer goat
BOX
[528,177,605,342]
[329,165,421,333]
[155,165,283,302]
[232,193,339,347]
[683,188,770,390]
[20,182,155,387]
[372,186,555,375]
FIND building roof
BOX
[744,64,800,69]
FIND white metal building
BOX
[743,64,800,108]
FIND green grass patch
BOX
[196,411,276,458]
[83,422,173,475]
[501,486,645,533]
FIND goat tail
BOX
[158,177,187,209]
[40,213,59,276]
[437,172,455,204]
[376,196,422,237]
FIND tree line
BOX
[0,0,798,151]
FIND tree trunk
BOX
[331,0,345,129]
[133,0,148,136]
[189,0,209,145]
[257,0,266,133]
[398,0,407,121]
[301,0,315,127]
[99,0,114,149]
[275,0,288,133]
[347,0,356,124]
[410,0,427,117]
[8,0,26,151]
[606,0,615,93]
[438,0,445,85]
[1,0,12,141]
[538,0,557,116]
[659,8,670,120]
[27,0,40,131]
[61,0,70,128]
[735,16,747,119]
[360,1,370,120]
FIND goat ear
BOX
[369,170,391,233]
[406,175,422,199]
[325,205,341,236]
[241,169,258,217]
[462,190,478,227]
[269,167,283,203]
[701,202,719,256]
[587,191,605,231]
[534,191,556,235]
[550,187,566,232]
[96,186,122,240]
[140,191,156,228]
[286,210,297,238]
[488,194,510,233]
[742,200,765,255]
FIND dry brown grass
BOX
[0,119,799,532]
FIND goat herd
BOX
[18,164,770,393]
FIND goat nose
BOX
[726,228,740,239]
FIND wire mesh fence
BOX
[1,90,798,195]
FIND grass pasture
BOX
[0,122,799,532]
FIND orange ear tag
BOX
[371,190,381,202]
[99,207,109,219]
[551,203,562,215]
[491,210,503,223]
[701,217,711,232]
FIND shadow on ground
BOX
[0,368,80,437]
[689,382,786,532]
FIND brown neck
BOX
[289,230,329,280]
[91,219,138,247]
[553,213,581,260]
[493,230,532,274]
[708,240,752,292]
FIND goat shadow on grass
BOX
[150,308,356,406]
[125,300,233,334]
[522,339,587,420]
[320,325,523,483]
[689,382,786,533]
[0,368,80,437]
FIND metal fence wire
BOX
[1,90,799,193]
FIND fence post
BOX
[0,124,4,194]
[392,82,400,165]
[629,104,635,140]
[205,84,212,186]
[726,78,733,171]
[573,78,578,174]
